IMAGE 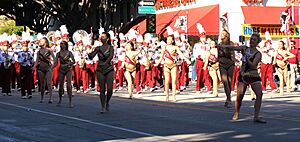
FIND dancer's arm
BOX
[176,46,191,65]
[283,51,296,62]
[203,51,210,70]
[246,52,262,69]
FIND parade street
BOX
[0,84,300,142]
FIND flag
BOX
[220,13,229,31]
[280,6,293,35]
[174,15,187,32]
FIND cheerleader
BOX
[52,41,75,107]
[155,35,191,102]
[229,34,266,123]
[203,40,221,97]
[120,42,141,99]
[33,37,54,103]
[273,41,295,96]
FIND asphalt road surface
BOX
[0,84,300,142]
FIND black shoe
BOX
[254,117,267,124]
[27,95,32,99]
[100,108,105,114]
[105,104,109,112]
[224,101,232,108]
[48,100,53,104]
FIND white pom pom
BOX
[166,26,173,36]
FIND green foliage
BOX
[0,20,24,35]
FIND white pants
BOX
[289,64,298,89]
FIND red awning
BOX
[241,6,288,25]
[133,4,219,35]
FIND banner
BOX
[242,24,300,38]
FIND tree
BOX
[0,0,122,33]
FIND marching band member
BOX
[18,33,34,99]
[260,32,277,93]
[52,30,62,90]
[203,40,221,97]
[88,32,114,113]
[74,40,85,93]
[288,40,299,91]
[231,47,243,94]
[84,40,96,93]
[0,34,15,96]
[179,34,191,90]
[52,41,75,107]
[120,41,141,99]
[193,25,207,94]
[33,37,55,103]
[116,34,126,91]
[273,41,295,96]
[10,34,21,91]
[155,34,191,102]
[152,41,164,89]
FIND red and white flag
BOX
[280,6,293,35]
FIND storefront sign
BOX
[243,0,264,5]
[155,0,196,10]
[242,24,300,38]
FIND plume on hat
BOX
[196,23,206,37]
[55,30,61,38]
[144,33,152,43]
[166,26,174,36]
[173,31,179,38]
[60,25,69,35]
[108,30,115,40]
[99,27,105,35]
